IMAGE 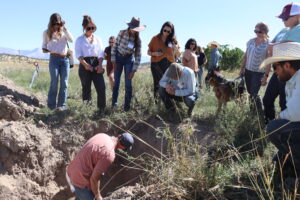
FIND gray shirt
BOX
[159,67,196,96]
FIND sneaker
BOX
[56,106,67,112]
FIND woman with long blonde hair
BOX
[42,13,73,110]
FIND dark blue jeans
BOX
[112,54,134,111]
[74,186,94,200]
[263,73,286,123]
[244,69,264,112]
[158,87,198,111]
[48,55,70,109]
[267,119,300,170]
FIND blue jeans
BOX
[244,69,264,112]
[74,186,94,200]
[158,87,198,111]
[267,119,300,170]
[263,73,286,123]
[48,55,70,109]
[197,67,204,88]
[112,54,134,111]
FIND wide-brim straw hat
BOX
[208,41,220,48]
[259,42,300,69]
[126,17,146,32]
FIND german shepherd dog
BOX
[205,70,245,112]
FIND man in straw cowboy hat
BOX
[66,132,134,200]
[159,62,198,116]
[207,41,222,71]
[111,17,146,111]
[260,42,300,173]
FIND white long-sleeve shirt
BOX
[42,29,73,54]
[75,34,104,59]
[159,67,196,96]
[280,70,300,121]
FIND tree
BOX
[204,44,244,71]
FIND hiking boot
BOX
[187,106,194,117]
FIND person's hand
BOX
[95,194,103,200]
[261,75,268,86]
[166,84,175,95]
[96,65,104,74]
[128,71,135,79]
[168,87,175,95]
[239,68,245,77]
[85,64,94,72]
[113,62,117,72]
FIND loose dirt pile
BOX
[0,74,215,199]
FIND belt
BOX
[117,51,132,58]
[51,53,68,58]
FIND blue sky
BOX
[0,0,295,57]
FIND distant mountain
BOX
[0,47,49,60]
[0,46,151,64]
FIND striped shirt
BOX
[245,38,269,72]
[111,30,141,71]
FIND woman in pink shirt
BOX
[182,38,199,84]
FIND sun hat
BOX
[119,132,134,150]
[277,2,300,20]
[126,17,146,32]
[259,42,300,69]
[208,41,220,48]
[166,63,184,79]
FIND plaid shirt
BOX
[111,30,141,71]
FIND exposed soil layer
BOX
[0,74,215,199]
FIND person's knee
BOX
[184,97,195,108]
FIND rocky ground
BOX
[0,74,215,200]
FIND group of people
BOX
[42,2,300,199]
[240,2,300,179]
[42,14,222,116]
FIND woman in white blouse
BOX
[75,15,106,113]
[42,13,73,110]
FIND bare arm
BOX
[78,56,93,71]
[90,170,103,200]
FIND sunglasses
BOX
[53,23,62,26]
[190,43,196,45]
[109,41,114,44]
[254,30,263,34]
[163,29,171,34]
[86,26,96,31]
[282,15,295,21]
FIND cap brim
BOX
[259,56,300,69]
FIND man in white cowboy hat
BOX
[208,41,222,71]
[260,42,300,173]
[111,17,146,111]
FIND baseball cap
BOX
[277,2,300,20]
[119,132,134,151]
[166,63,183,79]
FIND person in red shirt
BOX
[66,132,134,200]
